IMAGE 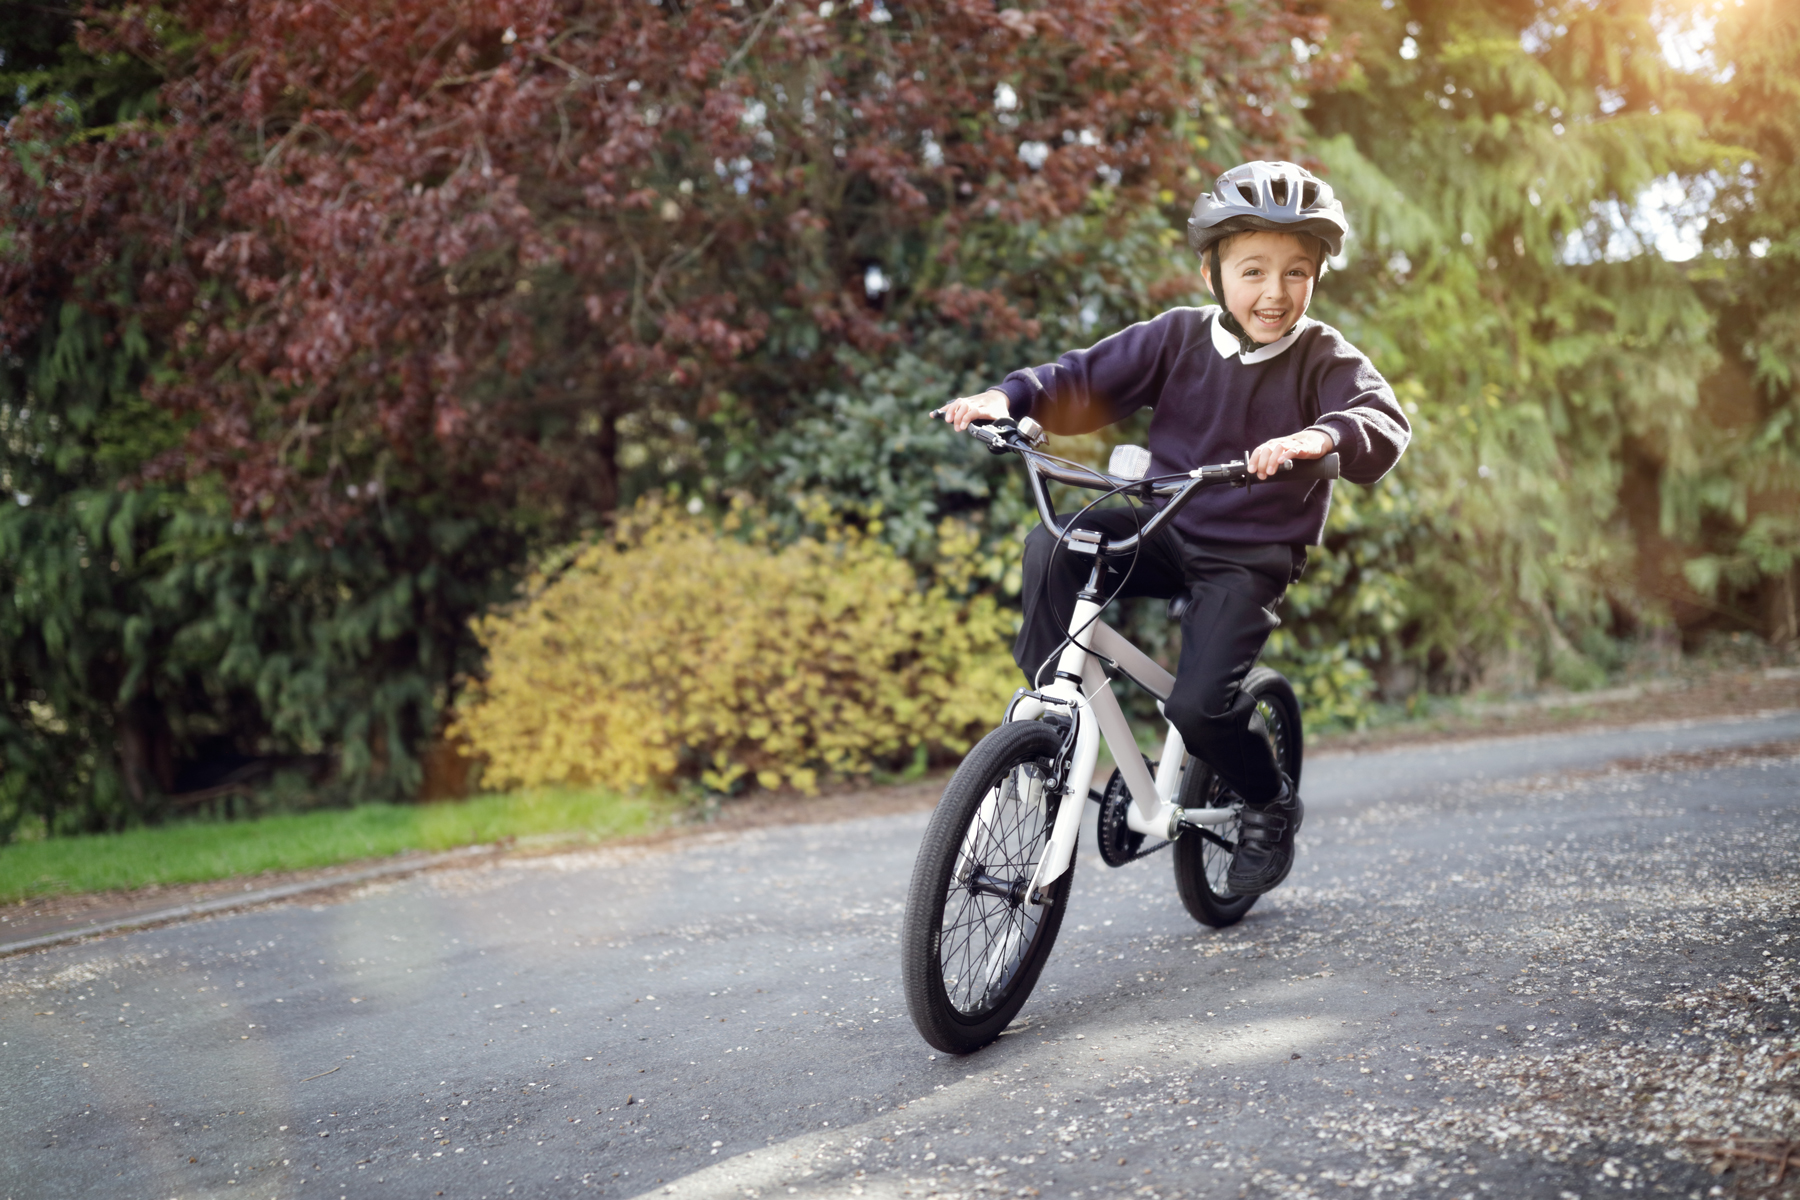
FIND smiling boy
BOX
[937,160,1410,897]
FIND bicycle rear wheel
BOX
[1172,666,1304,928]
[901,720,1073,1054]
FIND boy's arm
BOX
[1303,335,1412,485]
[989,312,1187,434]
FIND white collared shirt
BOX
[1209,306,1313,364]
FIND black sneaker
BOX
[1226,780,1303,896]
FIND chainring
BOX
[1097,759,1155,867]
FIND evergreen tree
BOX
[1288,0,1770,700]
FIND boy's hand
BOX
[934,390,1011,432]
[1248,429,1334,480]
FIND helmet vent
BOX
[1301,181,1319,208]
[1270,178,1289,208]
[1236,182,1258,205]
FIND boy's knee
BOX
[1022,521,1057,559]
[1163,688,1249,752]
[1019,521,1069,587]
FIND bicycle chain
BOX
[1122,836,1176,864]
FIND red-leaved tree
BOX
[3,0,1331,534]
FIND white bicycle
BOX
[900,416,1339,1054]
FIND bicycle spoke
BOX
[934,760,1055,1018]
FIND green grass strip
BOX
[0,786,676,905]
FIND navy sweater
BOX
[994,307,1411,546]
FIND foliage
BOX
[1280,0,1788,701]
[0,0,1326,536]
[0,0,1322,837]
[739,201,1194,595]
[6,0,1798,840]
[0,479,525,843]
[452,499,1019,794]
[0,286,525,840]
[1672,0,1800,643]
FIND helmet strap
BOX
[1207,245,1260,356]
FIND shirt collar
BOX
[1210,308,1311,364]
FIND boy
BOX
[937,160,1410,896]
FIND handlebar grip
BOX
[1280,452,1339,483]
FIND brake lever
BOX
[931,410,1019,455]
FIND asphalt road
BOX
[3,713,1797,1200]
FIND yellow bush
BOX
[452,500,1019,794]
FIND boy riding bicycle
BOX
[937,160,1410,899]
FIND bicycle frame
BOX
[959,417,1338,906]
[1007,596,1236,904]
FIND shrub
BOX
[453,501,1019,794]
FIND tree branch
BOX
[724,0,785,74]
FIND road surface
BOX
[3,712,1797,1200]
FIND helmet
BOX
[1186,160,1348,259]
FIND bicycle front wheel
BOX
[901,720,1073,1054]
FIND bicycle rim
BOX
[939,758,1058,1019]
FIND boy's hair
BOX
[1208,229,1330,276]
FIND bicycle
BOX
[900,415,1339,1054]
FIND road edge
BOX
[6,707,1796,961]
[0,843,499,959]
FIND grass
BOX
[0,786,678,905]
[12,644,1792,907]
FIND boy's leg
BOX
[1160,541,1296,801]
[1159,541,1306,894]
[1012,509,1184,689]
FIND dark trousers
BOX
[1013,508,1304,805]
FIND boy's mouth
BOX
[1251,307,1289,327]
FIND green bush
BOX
[453,500,1020,794]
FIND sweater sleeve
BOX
[992,311,1189,434]
[1306,330,1411,485]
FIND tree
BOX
[1671,0,1800,645]
[6,0,1330,534]
[1,0,1326,832]
[1283,0,1751,698]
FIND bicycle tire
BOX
[1172,667,1304,928]
[901,720,1074,1054]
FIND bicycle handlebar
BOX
[949,416,1339,556]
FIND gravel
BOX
[0,731,1793,1200]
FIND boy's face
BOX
[1206,231,1321,344]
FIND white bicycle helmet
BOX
[1187,160,1348,258]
